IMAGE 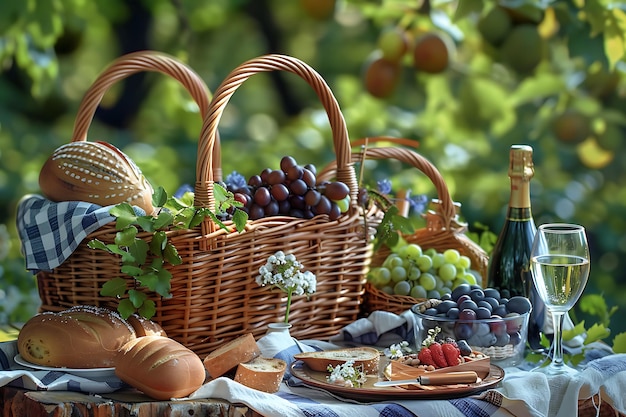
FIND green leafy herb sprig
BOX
[366,190,417,251]
[88,184,248,319]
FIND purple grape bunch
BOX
[223,156,351,221]
[416,283,532,349]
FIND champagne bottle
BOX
[487,144,544,351]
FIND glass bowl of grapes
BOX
[411,284,531,367]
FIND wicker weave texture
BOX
[37,52,371,355]
[319,144,489,316]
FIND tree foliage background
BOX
[1,0,625,339]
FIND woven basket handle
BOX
[195,54,356,210]
[69,50,220,173]
[319,142,457,229]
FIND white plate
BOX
[14,355,116,379]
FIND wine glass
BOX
[530,223,590,376]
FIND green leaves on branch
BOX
[613,333,626,354]
[88,184,248,319]
[582,3,626,69]
[373,205,416,251]
[365,188,417,251]
[529,292,626,364]
[578,293,618,327]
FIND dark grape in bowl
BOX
[411,284,531,367]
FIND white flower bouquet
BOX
[256,251,317,323]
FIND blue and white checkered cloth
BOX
[190,347,626,417]
[2,331,625,416]
[0,341,124,393]
[16,194,144,273]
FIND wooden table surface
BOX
[2,384,622,417]
[0,385,263,417]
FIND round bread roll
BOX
[234,357,287,393]
[115,336,206,400]
[203,333,261,378]
[17,305,136,368]
[39,141,155,215]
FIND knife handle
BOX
[419,371,478,385]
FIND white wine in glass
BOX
[530,223,590,376]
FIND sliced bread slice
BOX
[203,333,261,378]
[234,357,287,393]
[293,347,381,374]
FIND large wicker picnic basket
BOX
[35,52,372,355]
[319,142,489,315]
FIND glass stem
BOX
[551,311,566,367]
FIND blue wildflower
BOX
[174,184,194,198]
[226,171,247,191]
[409,194,428,214]
[376,179,392,195]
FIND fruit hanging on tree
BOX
[377,26,410,62]
[412,32,452,74]
[363,54,402,98]
[477,6,513,47]
[299,0,336,20]
[551,109,592,145]
[498,24,545,75]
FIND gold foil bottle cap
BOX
[509,144,534,180]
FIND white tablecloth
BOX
[2,325,624,417]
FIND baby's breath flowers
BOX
[256,251,316,324]
[386,341,413,360]
[326,360,367,388]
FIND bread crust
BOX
[234,357,286,393]
[17,306,136,368]
[39,141,155,215]
[115,335,206,400]
[203,333,261,378]
[293,347,381,374]
[127,314,167,337]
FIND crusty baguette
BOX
[203,333,261,378]
[293,347,381,374]
[17,305,136,368]
[115,336,206,400]
[234,357,287,393]
[127,313,167,337]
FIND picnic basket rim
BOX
[34,51,372,354]
[319,140,489,316]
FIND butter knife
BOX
[373,371,478,387]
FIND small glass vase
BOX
[266,322,293,336]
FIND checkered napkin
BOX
[329,310,417,347]
[16,194,145,273]
[0,341,124,394]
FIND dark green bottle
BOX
[487,145,544,351]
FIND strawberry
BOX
[442,343,461,366]
[417,347,436,367]
[428,342,448,368]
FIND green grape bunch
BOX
[367,243,481,300]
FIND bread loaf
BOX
[127,314,167,337]
[234,357,286,393]
[115,335,206,400]
[39,141,155,215]
[203,333,261,378]
[17,305,136,368]
[293,347,381,374]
